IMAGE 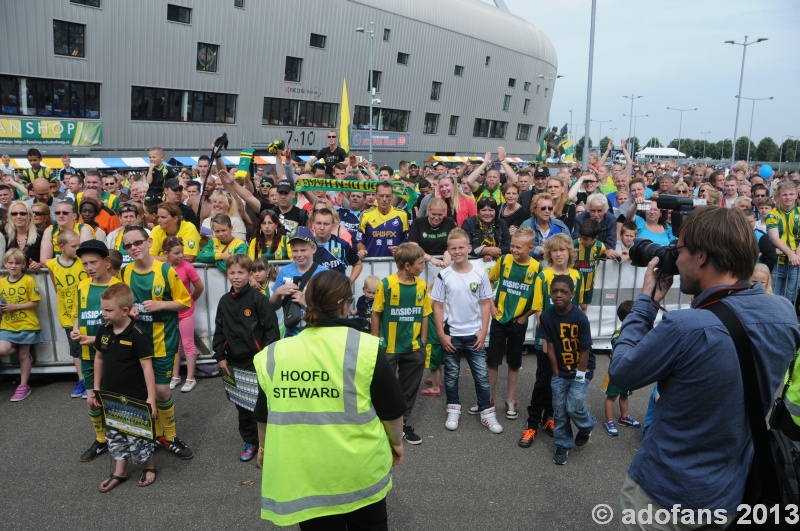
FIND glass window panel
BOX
[53,81,69,117]
[279,99,292,125]
[131,86,143,120]
[0,77,19,115]
[153,89,167,120]
[70,82,85,117]
[36,79,53,116]
[203,92,215,122]
[215,94,226,122]
[85,83,99,118]
[71,24,85,57]
[312,102,323,127]
[225,95,236,123]
[169,90,182,121]
[53,22,69,56]
[192,92,204,122]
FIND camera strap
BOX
[694,280,751,309]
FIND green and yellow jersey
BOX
[73,277,120,360]
[488,254,541,324]
[51,223,94,257]
[21,165,52,186]
[197,236,247,271]
[373,274,432,354]
[573,239,607,292]
[766,206,800,265]
[248,235,292,261]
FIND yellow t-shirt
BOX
[0,274,41,332]
[149,221,201,258]
[46,257,88,328]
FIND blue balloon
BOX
[760,164,774,179]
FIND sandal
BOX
[138,467,157,487]
[420,388,440,397]
[99,474,128,493]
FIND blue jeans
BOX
[443,335,492,410]
[772,263,799,303]
[551,376,595,450]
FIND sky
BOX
[493,0,799,147]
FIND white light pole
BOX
[666,107,698,162]
[735,95,773,162]
[780,135,796,172]
[568,108,573,143]
[623,94,643,154]
[725,36,768,163]
[538,72,563,129]
[700,131,711,160]
[582,0,597,169]
[591,119,611,146]
[623,113,647,155]
[355,22,375,163]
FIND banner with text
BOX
[0,119,103,146]
[295,177,418,212]
[350,132,409,149]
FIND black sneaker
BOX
[553,447,569,465]
[575,429,593,447]
[540,418,554,437]
[80,440,108,462]
[158,435,194,459]
[403,424,422,445]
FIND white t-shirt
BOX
[430,264,493,337]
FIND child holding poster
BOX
[88,283,157,492]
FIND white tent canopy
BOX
[635,147,685,158]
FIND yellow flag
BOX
[339,78,351,153]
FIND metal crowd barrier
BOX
[0,259,689,374]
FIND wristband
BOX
[575,371,586,382]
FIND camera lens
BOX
[629,238,679,276]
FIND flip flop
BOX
[138,468,157,487]
[99,474,128,493]
[425,378,433,386]
[420,388,440,397]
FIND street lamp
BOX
[623,94,643,154]
[591,119,611,146]
[538,72,563,128]
[355,22,375,163]
[623,113,648,155]
[735,95,773,162]
[666,107,698,161]
[780,135,797,172]
[582,0,598,170]
[725,36,768,163]
[700,131,711,160]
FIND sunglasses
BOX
[120,205,138,214]
[583,179,597,184]
[32,211,46,216]
[10,211,27,216]
[122,238,147,251]
[327,135,337,139]
[260,183,272,188]
[55,211,73,215]
[539,206,554,211]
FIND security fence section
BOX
[1,260,688,374]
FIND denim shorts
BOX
[0,330,43,345]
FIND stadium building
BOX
[0,0,557,166]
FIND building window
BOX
[536,126,546,142]
[234,0,244,7]
[368,71,382,93]
[383,28,390,41]
[397,52,409,65]
[473,118,507,139]
[503,95,511,111]
[284,56,302,82]
[430,81,442,101]
[70,0,101,7]
[536,84,541,94]
[0,75,100,118]
[423,113,439,135]
[262,98,338,128]
[516,124,532,141]
[448,115,459,136]
[167,4,192,24]
[353,106,409,133]
[53,21,85,58]
[454,65,464,77]
[132,86,235,123]
[524,81,531,91]
[196,43,219,72]
[508,78,516,88]
[485,56,491,66]
[523,99,531,114]
[310,33,326,49]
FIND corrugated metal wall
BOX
[0,0,557,160]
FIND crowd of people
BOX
[2,136,800,528]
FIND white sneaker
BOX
[480,406,504,434]
[180,379,197,393]
[445,404,462,431]
[169,377,181,390]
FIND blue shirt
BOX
[337,207,364,245]
[314,235,359,273]
[634,216,675,246]
[610,285,800,515]
[273,262,329,337]
[520,217,570,260]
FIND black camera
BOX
[629,194,697,276]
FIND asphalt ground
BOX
[0,352,653,530]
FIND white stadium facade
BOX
[1,0,557,166]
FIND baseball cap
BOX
[276,181,294,193]
[164,178,182,191]
[288,226,315,246]
[534,166,550,178]
[409,161,419,168]
[432,161,445,168]
[76,239,109,258]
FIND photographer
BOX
[609,206,800,527]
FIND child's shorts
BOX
[582,286,595,305]
[425,342,442,370]
[486,319,527,369]
[64,327,80,358]
[0,330,43,345]
[601,373,632,398]
[106,427,155,464]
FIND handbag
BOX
[706,301,800,526]
[282,264,319,329]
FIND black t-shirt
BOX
[408,215,457,256]
[499,203,530,230]
[178,202,200,231]
[314,146,348,171]
[94,320,154,401]
[355,295,373,319]
[538,305,594,379]
[278,206,308,233]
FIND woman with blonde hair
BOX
[202,190,247,240]
[547,177,576,232]
[3,201,36,268]
[418,175,476,227]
